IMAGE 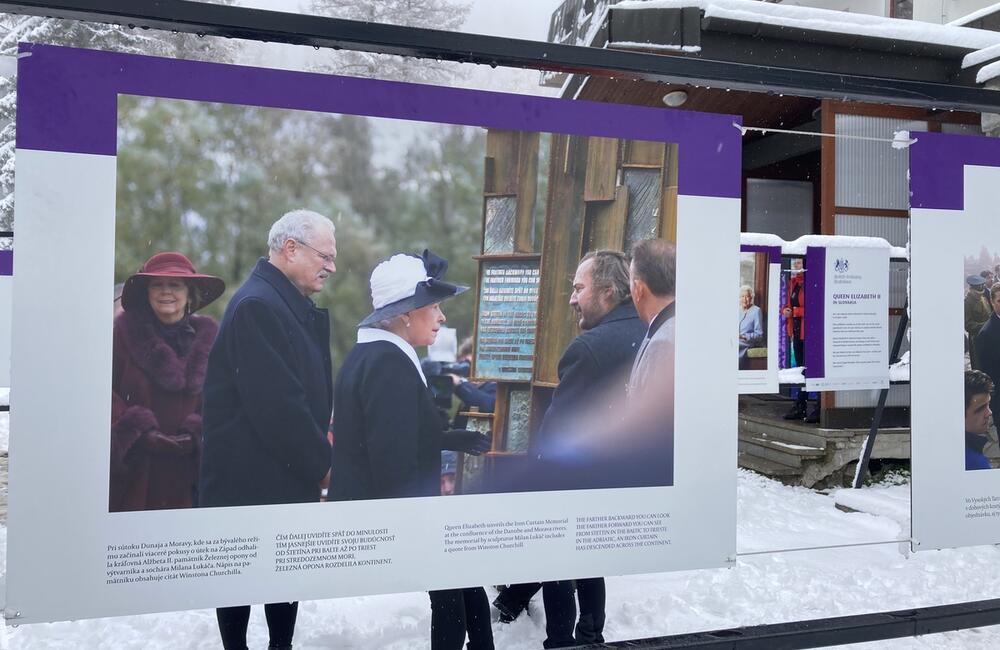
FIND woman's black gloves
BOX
[441,429,491,455]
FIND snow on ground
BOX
[4,469,1000,648]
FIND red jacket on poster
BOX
[110,308,217,512]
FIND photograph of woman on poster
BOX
[328,250,491,502]
[109,252,225,511]
[738,251,768,371]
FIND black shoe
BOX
[804,407,820,424]
[783,403,806,420]
[493,597,519,624]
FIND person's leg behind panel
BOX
[575,577,606,644]
[541,580,576,649]
[216,605,252,650]
[430,589,469,650]
[263,601,298,650]
[462,587,495,650]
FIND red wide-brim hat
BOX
[121,251,226,313]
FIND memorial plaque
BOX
[460,415,493,494]
[475,260,540,381]
[624,168,661,247]
[505,389,531,453]
[484,195,517,254]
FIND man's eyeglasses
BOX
[294,239,336,265]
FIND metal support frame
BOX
[0,2,992,646]
[0,0,999,113]
[588,597,1000,648]
[853,304,909,488]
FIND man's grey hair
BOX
[267,209,335,252]
[580,250,631,305]
[631,238,676,298]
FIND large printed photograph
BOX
[109,96,678,512]
[963,248,1000,471]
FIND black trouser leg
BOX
[430,589,468,650]
[574,577,606,644]
[462,587,495,650]
[541,581,576,649]
[216,606,251,650]
[264,601,298,648]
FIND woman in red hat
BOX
[110,252,225,512]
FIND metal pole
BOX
[853,307,909,488]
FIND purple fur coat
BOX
[110,308,218,512]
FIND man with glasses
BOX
[200,209,338,650]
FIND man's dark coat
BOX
[977,312,1000,416]
[532,301,646,491]
[199,258,333,507]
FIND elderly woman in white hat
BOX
[330,250,492,649]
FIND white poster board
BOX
[803,245,889,392]
[0,269,10,387]
[911,132,1000,550]
[6,44,740,623]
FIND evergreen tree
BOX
[307,0,471,83]
[0,11,239,237]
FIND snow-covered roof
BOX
[739,233,907,259]
[962,42,1000,69]
[614,0,1000,52]
[949,1,1000,27]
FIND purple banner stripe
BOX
[0,249,11,276]
[804,246,825,379]
[740,244,781,264]
[910,131,1000,210]
[16,43,741,200]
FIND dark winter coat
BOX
[967,431,991,470]
[530,301,647,491]
[329,340,444,501]
[785,271,805,340]
[976,313,1000,415]
[199,258,332,507]
[110,308,217,512]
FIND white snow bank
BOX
[830,482,910,528]
[0,388,7,407]
[739,232,784,248]
[783,234,892,255]
[889,351,910,383]
[778,367,805,385]
[12,471,1000,648]
[616,0,1000,51]
[739,233,906,259]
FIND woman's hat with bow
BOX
[359,250,468,327]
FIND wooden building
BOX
[460,0,1000,487]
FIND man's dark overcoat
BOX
[531,301,646,491]
[329,340,444,501]
[977,312,1000,415]
[199,258,332,507]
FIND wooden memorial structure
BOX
[458,129,678,493]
